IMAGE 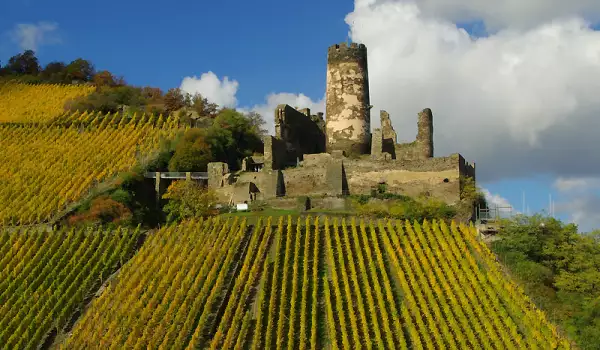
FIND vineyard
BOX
[0,225,142,349]
[0,83,95,123]
[59,216,571,349]
[0,111,182,225]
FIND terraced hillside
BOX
[0,226,142,349]
[0,83,95,123]
[59,216,571,349]
[0,111,181,225]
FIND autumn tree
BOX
[162,180,219,222]
[93,70,117,87]
[66,58,95,82]
[191,93,219,118]
[164,88,186,114]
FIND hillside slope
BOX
[59,216,571,349]
[0,112,181,225]
[0,83,94,123]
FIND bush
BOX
[162,180,218,222]
[68,195,132,226]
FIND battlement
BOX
[327,42,368,65]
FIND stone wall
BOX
[263,136,288,170]
[343,154,465,203]
[274,104,326,158]
[208,162,229,189]
[380,110,397,157]
[325,43,371,156]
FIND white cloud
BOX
[9,21,61,51]
[480,188,513,209]
[355,0,600,31]
[180,71,239,108]
[345,1,600,182]
[554,194,600,232]
[243,92,325,134]
[553,177,600,192]
[552,176,600,230]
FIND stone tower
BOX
[417,108,434,158]
[325,43,371,156]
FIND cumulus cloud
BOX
[481,188,513,209]
[355,0,600,31]
[552,177,600,231]
[243,93,325,134]
[180,72,239,108]
[345,0,600,182]
[9,21,61,51]
[554,177,600,192]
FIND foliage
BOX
[3,50,40,75]
[350,194,456,221]
[205,108,264,170]
[492,214,600,349]
[0,226,142,348]
[0,111,180,225]
[68,195,133,226]
[60,216,569,349]
[163,87,186,115]
[168,128,213,172]
[0,83,95,123]
[162,180,219,222]
[65,58,95,82]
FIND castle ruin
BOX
[208,42,476,208]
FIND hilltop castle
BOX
[207,43,475,207]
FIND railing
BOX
[144,172,209,180]
[477,205,514,222]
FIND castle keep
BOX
[208,43,475,207]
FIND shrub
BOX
[162,180,218,222]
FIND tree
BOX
[5,50,40,75]
[66,58,95,82]
[41,61,67,83]
[168,128,213,172]
[93,70,117,87]
[162,180,219,222]
[164,88,186,114]
[244,111,268,138]
[205,109,264,170]
[191,93,219,118]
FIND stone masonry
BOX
[207,42,476,206]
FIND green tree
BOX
[205,108,263,170]
[66,58,95,82]
[5,50,40,75]
[190,93,219,118]
[168,129,213,171]
[162,180,218,222]
[41,61,67,83]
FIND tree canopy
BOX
[492,215,600,348]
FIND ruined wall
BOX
[416,108,434,158]
[274,104,326,158]
[325,43,371,156]
[380,111,397,157]
[279,153,345,197]
[393,108,434,161]
[344,154,464,203]
[207,162,229,190]
[263,136,288,170]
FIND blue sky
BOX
[2,0,600,231]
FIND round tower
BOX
[325,42,371,156]
[416,108,434,158]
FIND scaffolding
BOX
[476,205,514,223]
